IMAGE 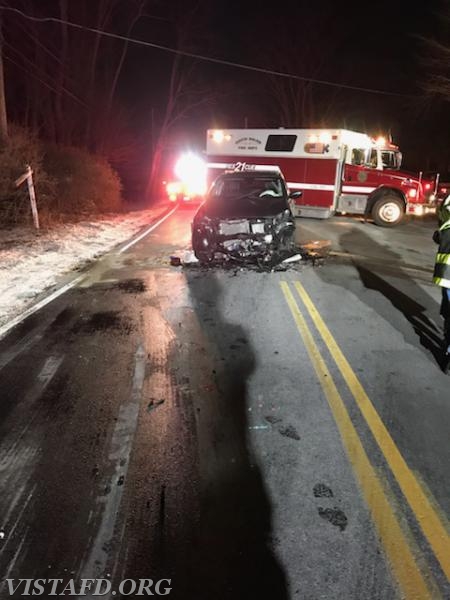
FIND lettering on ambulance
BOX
[207,156,280,170]
[234,137,263,151]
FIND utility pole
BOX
[0,17,8,145]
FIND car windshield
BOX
[212,175,285,199]
[205,174,288,217]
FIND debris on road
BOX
[300,240,332,266]
[171,247,304,272]
[301,239,331,254]
[182,250,199,264]
[169,238,331,273]
[170,255,181,266]
[282,253,302,264]
[169,250,199,266]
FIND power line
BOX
[0,5,414,98]
[4,40,89,108]
[4,51,67,99]
[9,17,98,101]
[14,16,76,72]
[3,43,89,108]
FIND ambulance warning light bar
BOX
[207,162,281,173]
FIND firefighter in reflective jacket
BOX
[433,194,450,372]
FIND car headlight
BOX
[273,209,293,233]
[273,209,291,224]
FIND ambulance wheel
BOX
[372,196,405,227]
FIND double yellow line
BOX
[280,280,449,599]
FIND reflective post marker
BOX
[15,164,39,230]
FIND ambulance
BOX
[206,128,438,226]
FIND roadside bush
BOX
[0,127,123,227]
[0,126,56,226]
[43,144,122,217]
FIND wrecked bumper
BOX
[192,218,294,262]
[218,234,277,258]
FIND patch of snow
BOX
[0,205,168,328]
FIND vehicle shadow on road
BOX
[318,227,444,368]
[182,270,288,600]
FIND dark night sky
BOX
[4,0,449,189]
[119,0,448,170]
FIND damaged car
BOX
[191,169,301,263]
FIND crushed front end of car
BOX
[192,209,295,264]
[191,169,299,265]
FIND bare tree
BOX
[2,0,151,149]
[421,38,450,100]
[146,0,215,198]
[1,0,216,197]
[418,9,450,101]
[83,0,121,146]
[54,0,68,143]
[104,0,146,125]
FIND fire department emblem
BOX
[357,171,368,182]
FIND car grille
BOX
[219,220,250,235]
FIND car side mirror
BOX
[289,190,302,199]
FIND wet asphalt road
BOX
[0,206,449,599]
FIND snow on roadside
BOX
[0,205,169,327]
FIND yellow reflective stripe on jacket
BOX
[434,252,450,286]
[433,276,450,288]
[436,253,450,264]
[440,220,450,231]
